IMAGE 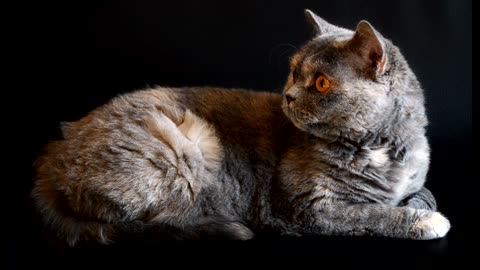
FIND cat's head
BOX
[283,10,427,144]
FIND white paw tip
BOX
[416,211,451,240]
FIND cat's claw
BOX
[411,210,451,240]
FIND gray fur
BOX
[32,10,450,246]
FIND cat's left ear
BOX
[348,20,388,76]
[305,9,342,36]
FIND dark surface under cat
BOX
[15,0,471,267]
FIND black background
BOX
[16,0,472,267]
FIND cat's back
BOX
[175,87,287,141]
[37,87,286,185]
[96,86,289,149]
[59,86,284,143]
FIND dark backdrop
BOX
[18,0,472,267]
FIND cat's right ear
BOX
[348,20,388,76]
[304,9,340,36]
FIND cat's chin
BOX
[292,121,349,142]
[288,117,332,139]
[284,110,352,142]
[283,105,318,127]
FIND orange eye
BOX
[315,75,330,93]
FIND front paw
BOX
[401,188,437,211]
[409,210,451,240]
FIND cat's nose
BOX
[285,94,296,105]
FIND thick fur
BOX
[32,10,450,246]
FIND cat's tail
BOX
[31,139,148,247]
[31,181,254,246]
[32,185,255,246]
[31,182,119,247]
[32,181,154,247]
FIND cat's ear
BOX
[348,20,388,76]
[304,9,341,36]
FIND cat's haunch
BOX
[32,9,450,246]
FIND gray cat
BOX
[32,10,450,246]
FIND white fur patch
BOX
[369,148,389,167]
[414,211,451,240]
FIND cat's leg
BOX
[311,203,450,240]
[399,187,437,211]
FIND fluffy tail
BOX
[31,183,119,246]
[32,182,254,246]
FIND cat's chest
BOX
[280,139,428,205]
[349,146,427,204]
[352,147,391,169]
[332,146,421,204]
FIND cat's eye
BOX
[315,75,330,93]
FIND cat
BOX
[32,9,450,246]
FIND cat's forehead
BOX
[292,34,353,68]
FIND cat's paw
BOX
[401,188,437,211]
[410,210,451,240]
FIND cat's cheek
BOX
[287,116,309,134]
[282,102,302,129]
